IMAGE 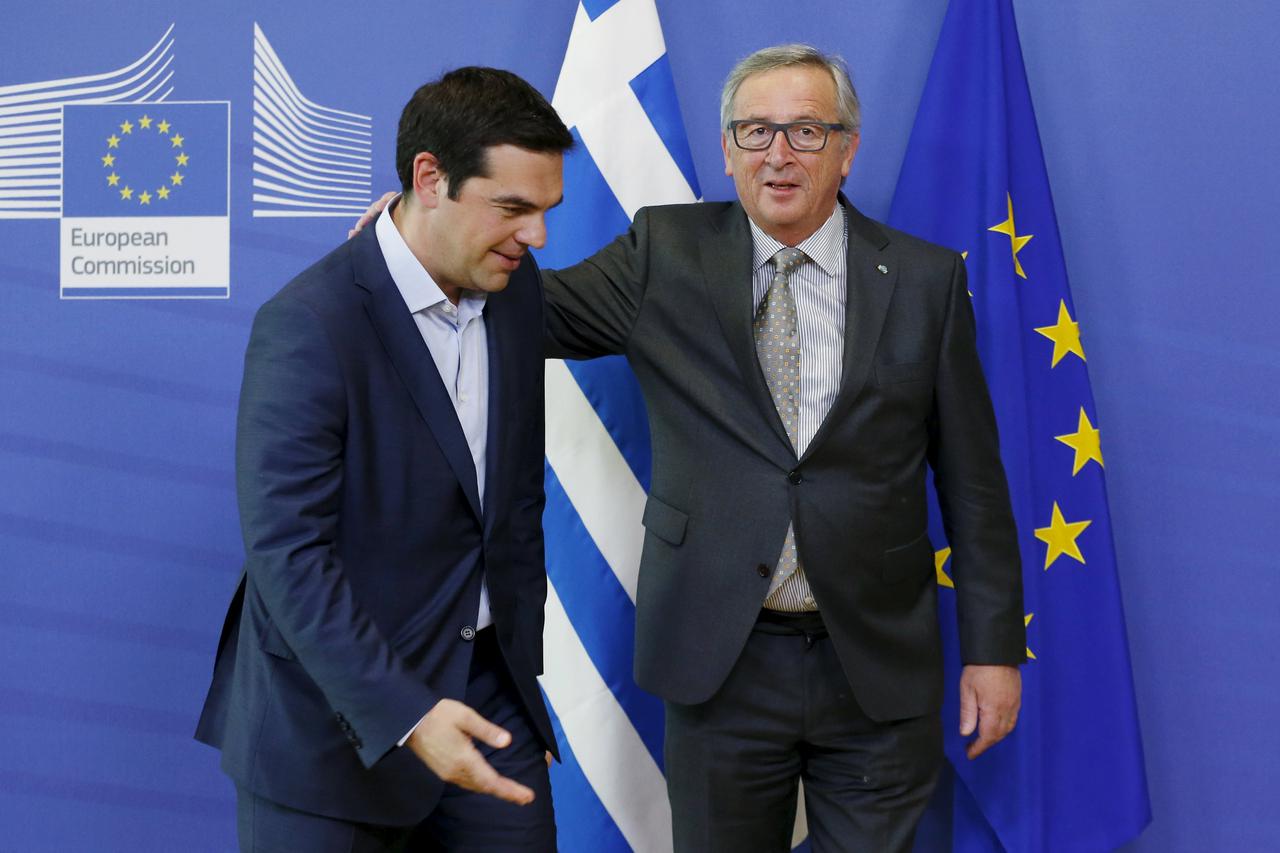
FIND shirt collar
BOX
[748,201,846,277]
[375,194,486,320]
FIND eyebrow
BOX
[739,115,827,123]
[492,194,565,212]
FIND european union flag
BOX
[62,102,228,217]
[888,0,1152,850]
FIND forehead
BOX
[469,144,563,200]
[480,144,562,181]
[732,65,839,121]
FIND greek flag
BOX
[534,1,695,850]
[536,5,814,848]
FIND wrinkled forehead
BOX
[732,65,839,120]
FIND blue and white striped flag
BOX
[537,5,813,848]
[535,1,696,850]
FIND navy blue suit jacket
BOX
[196,226,552,825]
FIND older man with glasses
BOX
[542,43,1025,852]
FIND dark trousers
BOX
[236,628,555,853]
[664,611,943,853]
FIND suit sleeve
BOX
[927,254,1027,665]
[541,207,653,359]
[236,295,438,768]
[513,272,549,677]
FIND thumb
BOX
[456,707,513,750]
[958,681,978,737]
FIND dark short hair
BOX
[396,67,574,200]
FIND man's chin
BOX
[755,191,804,218]
[472,272,512,294]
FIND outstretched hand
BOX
[406,698,535,805]
[958,664,1021,759]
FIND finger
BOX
[545,750,553,768]
[967,708,1016,760]
[958,685,978,737]
[463,754,536,806]
[483,773,536,806]
[966,730,998,760]
[455,707,513,750]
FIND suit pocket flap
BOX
[259,619,297,661]
[875,361,932,385]
[642,496,688,545]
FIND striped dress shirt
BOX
[749,203,848,611]
[749,203,848,456]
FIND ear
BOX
[411,152,447,209]
[840,132,860,178]
[721,132,734,177]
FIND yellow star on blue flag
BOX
[62,103,227,218]
[888,0,1149,848]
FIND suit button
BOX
[461,626,476,641]
[756,564,771,578]
[788,470,803,485]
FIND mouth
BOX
[490,250,524,271]
[763,180,800,195]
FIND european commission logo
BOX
[60,102,230,299]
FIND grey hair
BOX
[719,44,861,138]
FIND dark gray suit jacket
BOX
[543,196,1024,721]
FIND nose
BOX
[764,127,794,167]
[515,214,547,249]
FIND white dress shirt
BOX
[375,197,493,632]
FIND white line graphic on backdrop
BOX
[0,25,175,220]
[252,24,372,217]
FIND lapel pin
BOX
[876,264,889,275]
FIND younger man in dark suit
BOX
[196,68,572,852]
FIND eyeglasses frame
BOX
[727,119,848,152]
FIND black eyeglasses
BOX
[728,120,847,152]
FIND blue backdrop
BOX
[1,2,1275,850]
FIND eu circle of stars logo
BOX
[99,114,191,207]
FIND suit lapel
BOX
[351,228,483,522]
[801,197,897,461]
[700,202,794,454]
[481,276,518,535]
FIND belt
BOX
[756,608,827,636]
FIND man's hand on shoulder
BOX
[958,664,1021,759]
[406,698,535,805]
[348,191,396,239]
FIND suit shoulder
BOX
[635,201,735,230]
[259,239,361,320]
[876,220,963,267]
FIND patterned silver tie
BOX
[755,247,817,611]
